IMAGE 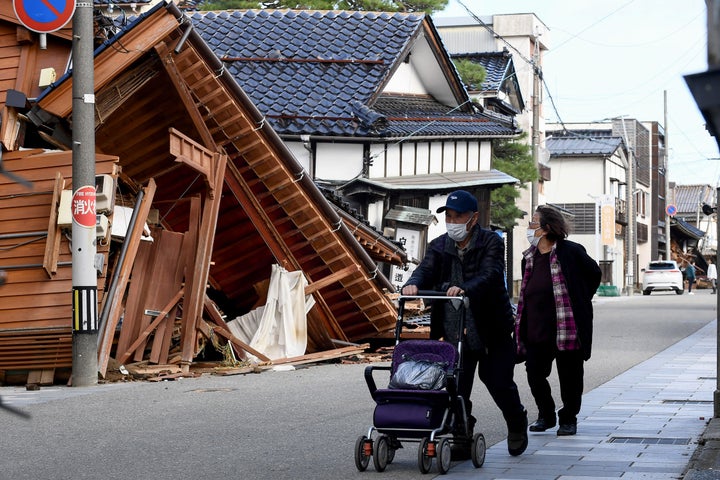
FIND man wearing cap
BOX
[401,190,528,458]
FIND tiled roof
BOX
[547,128,615,138]
[352,169,517,191]
[373,96,516,136]
[190,9,518,138]
[673,184,715,214]
[453,51,510,93]
[546,135,623,156]
[672,217,705,239]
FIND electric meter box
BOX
[95,174,115,214]
[96,215,109,239]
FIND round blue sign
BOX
[666,204,677,216]
[13,0,75,34]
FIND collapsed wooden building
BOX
[0,2,408,384]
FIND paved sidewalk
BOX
[444,320,717,479]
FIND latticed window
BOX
[552,203,596,234]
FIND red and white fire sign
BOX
[72,185,96,228]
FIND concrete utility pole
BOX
[618,118,636,296]
[531,36,541,212]
[71,1,98,386]
[664,91,672,260]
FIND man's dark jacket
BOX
[404,226,514,351]
[520,239,601,361]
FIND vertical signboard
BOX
[601,195,615,246]
[390,227,421,292]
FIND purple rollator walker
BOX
[354,291,486,475]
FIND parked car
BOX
[642,260,684,295]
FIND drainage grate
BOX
[608,436,691,445]
[662,399,713,405]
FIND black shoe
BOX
[557,423,577,436]
[529,417,557,432]
[507,410,528,456]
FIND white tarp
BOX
[226,265,315,361]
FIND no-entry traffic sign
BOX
[13,0,75,34]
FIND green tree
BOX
[452,58,486,91]
[490,134,537,230]
[196,0,448,13]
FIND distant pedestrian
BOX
[686,261,696,295]
[515,205,601,437]
[707,259,717,294]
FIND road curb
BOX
[684,418,720,479]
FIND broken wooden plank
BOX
[42,172,64,277]
[116,288,184,366]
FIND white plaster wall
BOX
[284,141,312,175]
[366,200,385,231]
[315,143,364,180]
[544,158,605,202]
[416,142,430,174]
[429,143,444,174]
[479,141,492,170]
[384,62,426,95]
[427,194,447,241]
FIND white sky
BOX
[433,0,719,187]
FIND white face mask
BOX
[447,217,472,242]
[526,228,541,247]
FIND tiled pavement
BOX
[443,320,717,479]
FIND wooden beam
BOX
[304,264,361,295]
[168,128,216,197]
[179,151,228,368]
[155,42,218,150]
[42,172,64,277]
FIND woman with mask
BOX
[515,205,601,436]
[402,190,528,458]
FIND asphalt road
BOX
[0,290,716,480]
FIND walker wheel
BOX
[354,435,370,471]
[471,432,486,468]
[437,438,451,474]
[373,434,389,472]
[418,437,433,474]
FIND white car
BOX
[642,260,684,295]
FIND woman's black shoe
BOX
[528,417,556,432]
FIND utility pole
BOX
[531,36,541,212]
[71,1,98,386]
[618,117,635,296]
[664,91,671,260]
